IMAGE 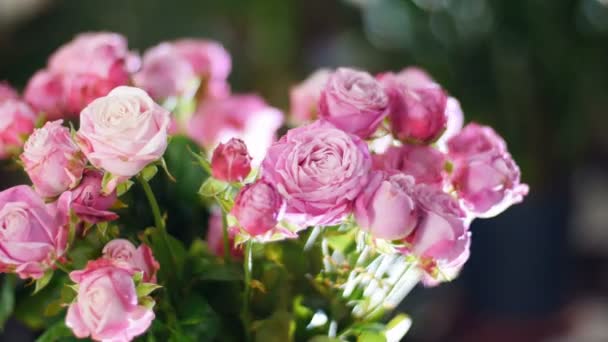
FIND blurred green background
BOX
[1,0,607,341]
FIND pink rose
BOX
[70,170,118,223]
[451,151,529,218]
[187,94,283,165]
[66,259,154,342]
[76,86,170,178]
[102,239,159,283]
[290,69,331,123]
[173,39,231,99]
[436,97,464,151]
[211,138,252,182]
[354,172,418,240]
[401,184,471,286]
[372,145,447,186]
[133,43,196,100]
[392,67,436,88]
[231,180,284,236]
[0,186,69,279]
[206,208,242,258]
[21,120,86,198]
[446,122,507,159]
[262,121,371,226]
[24,70,65,120]
[0,99,37,159]
[0,82,18,102]
[319,67,389,138]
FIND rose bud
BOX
[70,170,118,223]
[401,184,471,286]
[451,151,529,218]
[173,39,232,99]
[211,138,252,182]
[372,145,447,187]
[21,120,86,198]
[289,69,331,124]
[354,172,418,240]
[65,259,155,341]
[76,86,171,180]
[262,121,371,226]
[447,122,507,159]
[206,208,242,258]
[23,70,65,120]
[0,82,18,102]
[133,43,196,100]
[0,185,70,279]
[319,67,389,138]
[187,94,283,165]
[102,239,160,283]
[231,180,284,236]
[0,99,37,159]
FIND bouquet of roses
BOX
[0,32,528,342]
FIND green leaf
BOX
[253,311,294,342]
[198,178,229,198]
[357,332,386,342]
[176,294,220,341]
[35,320,73,342]
[34,269,54,294]
[144,227,187,283]
[136,282,162,298]
[157,157,176,182]
[139,296,156,310]
[188,257,243,282]
[116,180,135,197]
[0,275,15,331]
[97,221,108,237]
[142,164,159,182]
[43,299,64,317]
[384,314,412,341]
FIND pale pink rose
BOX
[187,94,283,165]
[391,67,437,88]
[66,259,154,342]
[451,151,529,218]
[102,239,159,283]
[0,99,37,159]
[0,82,18,102]
[76,86,170,178]
[446,122,507,159]
[319,68,389,138]
[211,138,252,182]
[173,39,231,99]
[133,43,196,100]
[21,120,86,198]
[231,180,284,236]
[436,97,464,151]
[262,121,371,226]
[23,70,65,120]
[372,145,447,186]
[290,69,331,123]
[0,186,70,279]
[206,208,242,258]
[401,184,470,286]
[69,170,118,223]
[354,172,418,240]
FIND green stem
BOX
[138,175,165,231]
[242,241,253,341]
[55,262,71,274]
[220,208,231,263]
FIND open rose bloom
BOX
[1,31,530,341]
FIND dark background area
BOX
[0,0,607,341]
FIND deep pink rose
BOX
[173,39,231,99]
[231,180,284,236]
[290,69,331,124]
[187,94,283,165]
[24,70,65,120]
[262,121,371,226]
[354,172,418,240]
[76,86,170,178]
[446,122,507,159]
[207,208,242,258]
[21,120,86,198]
[401,184,471,286]
[0,82,18,102]
[372,145,447,186]
[0,99,37,159]
[451,151,529,218]
[70,170,118,223]
[319,67,389,138]
[0,186,69,279]
[133,43,196,100]
[66,259,154,342]
[211,138,252,182]
[102,239,159,283]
